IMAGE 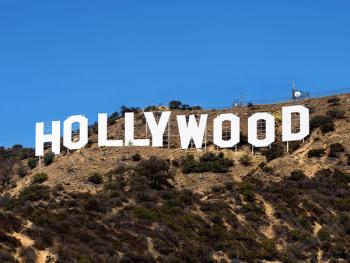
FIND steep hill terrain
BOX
[1,94,350,263]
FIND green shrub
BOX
[239,155,252,166]
[138,156,174,189]
[310,115,334,133]
[43,152,55,166]
[239,182,255,202]
[314,168,332,177]
[19,185,50,201]
[88,173,103,184]
[346,154,350,166]
[318,229,331,241]
[182,152,234,173]
[171,159,180,167]
[168,100,182,110]
[0,250,16,262]
[224,181,234,190]
[261,238,278,255]
[247,102,254,108]
[167,100,200,110]
[335,199,350,211]
[32,173,48,184]
[27,158,38,169]
[77,255,92,263]
[289,170,306,181]
[144,105,158,111]
[288,141,301,152]
[327,97,340,106]
[332,169,350,184]
[83,197,107,213]
[289,229,302,241]
[17,164,27,178]
[262,165,274,174]
[131,152,142,161]
[120,105,141,116]
[133,207,157,221]
[211,185,223,193]
[182,155,196,173]
[0,211,23,232]
[107,111,119,125]
[328,143,344,158]
[191,105,202,110]
[307,148,325,158]
[326,109,345,119]
[265,144,285,161]
[19,247,36,263]
[53,183,64,192]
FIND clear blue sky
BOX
[1,0,350,147]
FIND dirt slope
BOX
[1,94,350,263]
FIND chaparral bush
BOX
[32,173,48,184]
[326,109,345,119]
[239,154,252,166]
[17,164,27,178]
[182,152,234,173]
[43,152,55,166]
[265,144,285,161]
[27,158,38,169]
[137,156,174,189]
[288,141,302,153]
[307,148,325,158]
[168,100,182,110]
[131,152,142,161]
[327,97,340,106]
[19,185,50,202]
[310,115,334,133]
[88,173,103,184]
[289,170,306,181]
[328,143,345,158]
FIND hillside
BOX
[1,94,350,263]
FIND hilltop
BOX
[1,94,350,263]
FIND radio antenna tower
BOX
[233,93,245,108]
[291,81,309,101]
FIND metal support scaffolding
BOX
[257,119,266,140]
[145,111,171,148]
[68,121,81,154]
[217,118,232,151]
[250,114,269,155]
[39,122,54,166]
[186,114,206,150]
[287,112,301,153]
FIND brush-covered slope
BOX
[1,94,350,263]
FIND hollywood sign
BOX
[35,105,309,156]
